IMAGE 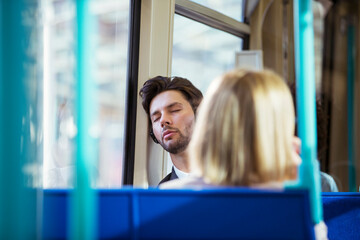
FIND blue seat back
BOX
[42,189,132,239]
[43,188,314,240]
[136,189,314,240]
[322,193,360,240]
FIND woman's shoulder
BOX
[159,176,216,190]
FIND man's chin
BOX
[162,143,188,155]
[162,143,176,152]
[161,138,176,147]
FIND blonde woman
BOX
[161,69,300,189]
[161,69,328,240]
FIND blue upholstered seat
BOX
[322,192,360,240]
[43,188,315,239]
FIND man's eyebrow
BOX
[150,102,183,117]
[150,110,160,118]
[166,102,183,109]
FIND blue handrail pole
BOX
[346,24,356,192]
[0,1,39,238]
[292,0,323,224]
[70,0,98,239]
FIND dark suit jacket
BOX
[159,167,178,185]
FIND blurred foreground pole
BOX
[70,0,97,239]
[0,0,40,239]
[292,0,323,224]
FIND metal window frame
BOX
[123,0,142,185]
[175,0,250,38]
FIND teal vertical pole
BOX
[292,0,323,224]
[0,0,2,171]
[0,1,39,239]
[70,0,98,239]
[347,24,356,192]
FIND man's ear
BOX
[150,129,159,144]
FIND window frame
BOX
[175,0,250,38]
[122,0,142,185]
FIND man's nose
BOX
[160,113,172,128]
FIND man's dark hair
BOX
[139,76,203,117]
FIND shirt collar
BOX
[173,165,189,179]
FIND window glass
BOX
[43,0,129,188]
[190,0,244,22]
[91,0,129,188]
[172,14,243,93]
[42,0,76,188]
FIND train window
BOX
[172,14,243,93]
[172,0,249,93]
[43,0,130,188]
[42,0,76,188]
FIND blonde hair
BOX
[189,69,296,186]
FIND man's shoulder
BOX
[158,168,178,185]
[159,176,217,189]
[159,172,173,185]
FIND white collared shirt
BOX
[173,165,189,179]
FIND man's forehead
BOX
[150,90,189,113]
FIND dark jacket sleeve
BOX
[158,167,178,185]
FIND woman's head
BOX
[190,69,297,186]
